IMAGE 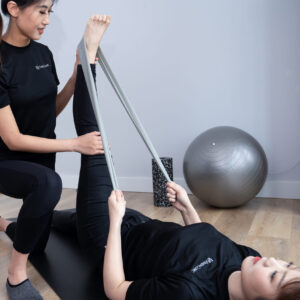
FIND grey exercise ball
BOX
[183,126,268,208]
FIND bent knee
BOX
[34,170,62,208]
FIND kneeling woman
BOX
[5,15,300,300]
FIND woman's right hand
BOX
[74,131,104,155]
[108,190,126,225]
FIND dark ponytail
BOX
[1,0,57,16]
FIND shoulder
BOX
[235,242,261,258]
[30,41,51,53]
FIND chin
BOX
[32,36,42,40]
[241,256,254,272]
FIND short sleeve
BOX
[0,71,10,109]
[47,47,60,86]
[126,273,198,300]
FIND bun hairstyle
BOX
[1,0,56,16]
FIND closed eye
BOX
[271,271,278,282]
[40,10,54,15]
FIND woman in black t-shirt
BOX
[0,1,109,299]
[48,38,299,300]
[2,6,300,300]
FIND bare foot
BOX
[84,15,111,63]
[0,216,12,232]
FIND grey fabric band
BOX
[78,38,171,190]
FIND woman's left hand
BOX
[108,190,126,225]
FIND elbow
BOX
[104,287,121,300]
[104,287,114,300]
[104,292,114,300]
[7,142,18,151]
[4,134,22,151]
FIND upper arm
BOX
[0,70,20,149]
[0,105,21,150]
[107,281,133,300]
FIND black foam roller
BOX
[152,157,173,207]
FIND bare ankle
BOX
[84,15,111,63]
[0,217,12,232]
[8,268,28,285]
[87,49,97,64]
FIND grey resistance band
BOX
[78,38,171,190]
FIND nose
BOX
[264,257,283,269]
[43,15,50,25]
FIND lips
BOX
[253,257,262,265]
[38,28,44,34]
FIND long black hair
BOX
[1,0,56,16]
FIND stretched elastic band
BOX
[78,38,171,190]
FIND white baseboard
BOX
[60,174,300,200]
[257,180,300,199]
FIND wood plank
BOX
[1,190,300,299]
[248,210,293,239]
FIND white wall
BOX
[10,0,300,198]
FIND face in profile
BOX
[14,0,54,40]
[241,256,300,299]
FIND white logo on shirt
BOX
[35,64,50,70]
[191,257,214,273]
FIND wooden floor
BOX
[0,190,299,299]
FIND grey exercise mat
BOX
[7,221,108,300]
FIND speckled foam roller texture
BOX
[152,157,173,207]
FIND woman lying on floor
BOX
[3,15,300,300]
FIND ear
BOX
[7,1,20,18]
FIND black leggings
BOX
[0,159,62,254]
[52,64,150,262]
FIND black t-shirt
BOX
[0,40,59,167]
[123,220,260,300]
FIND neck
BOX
[2,22,30,47]
[228,271,246,300]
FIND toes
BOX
[88,14,111,26]
[106,16,111,24]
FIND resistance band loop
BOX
[78,38,171,190]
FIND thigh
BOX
[0,160,44,198]
[76,155,112,252]
[0,160,61,200]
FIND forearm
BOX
[56,75,76,117]
[181,205,201,226]
[103,221,129,299]
[10,133,76,153]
